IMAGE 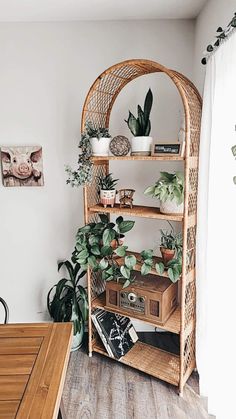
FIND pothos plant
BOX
[73,214,181,286]
[65,122,111,187]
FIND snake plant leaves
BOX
[144,88,153,122]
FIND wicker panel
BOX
[90,270,106,300]
[187,226,197,251]
[188,192,198,216]
[183,329,195,375]
[186,249,195,274]
[184,281,196,328]
[189,168,198,193]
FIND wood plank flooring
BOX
[62,348,210,419]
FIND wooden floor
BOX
[62,347,210,419]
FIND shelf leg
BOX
[89,352,93,358]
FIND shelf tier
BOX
[92,292,180,334]
[91,155,184,162]
[88,204,183,222]
[93,338,180,386]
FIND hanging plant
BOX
[202,13,236,65]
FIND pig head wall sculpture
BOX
[1,146,44,187]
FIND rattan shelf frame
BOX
[81,59,202,395]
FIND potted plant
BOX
[125,89,153,156]
[97,173,119,208]
[86,122,111,156]
[144,171,184,214]
[159,222,182,266]
[47,259,88,351]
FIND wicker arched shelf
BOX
[82,59,202,394]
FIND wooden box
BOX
[106,272,178,325]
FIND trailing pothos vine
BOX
[202,13,236,65]
[73,214,182,287]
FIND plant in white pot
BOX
[144,171,184,215]
[125,89,153,156]
[47,260,88,351]
[86,122,111,156]
[97,173,119,208]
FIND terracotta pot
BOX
[110,238,124,250]
[160,247,175,266]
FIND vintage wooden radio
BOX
[105,272,178,325]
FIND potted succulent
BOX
[47,259,88,351]
[97,173,119,208]
[86,122,112,156]
[159,222,182,266]
[144,171,184,214]
[125,89,153,156]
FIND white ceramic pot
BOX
[131,136,153,156]
[160,199,184,215]
[100,189,116,208]
[71,327,84,352]
[90,137,111,156]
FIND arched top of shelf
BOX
[81,59,202,154]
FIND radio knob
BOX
[128,292,137,303]
[139,297,145,303]
[121,292,125,298]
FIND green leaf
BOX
[120,265,131,279]
[116,216,123,225]
[143,88,153,121]
[78,225,91,233]
[125,111,140,136]
[88,256,98,269]
[144,185,155,196]
[125,255,137,269]
[101,246,113,256]
[118,220,135,234]
[99,214,109,224]
[140,249,153,259]
[155,262,165,275]
[99,258,108,270]
[102,228,116,246]
[78,249,89,259]
[141,263,151,275]
[91,245,101,256]
[115,245,128,257]
[123,279,131,288]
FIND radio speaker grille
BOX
[108,289,117,306]
[150,300,159,317]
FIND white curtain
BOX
[196,30,236,419]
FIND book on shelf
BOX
[92,308,138,360]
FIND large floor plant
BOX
[47,260,88,351]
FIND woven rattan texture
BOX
[82,59,202,392]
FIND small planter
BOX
[131,136,153,156]
[160,247,175,266]
[160,199,184,215]
[90,137,111,156]
[100,189,116,208]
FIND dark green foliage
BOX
[125,89,153,136]
[47,260,88,336]
[97,173,119,190]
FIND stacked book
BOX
[92,309,138,360]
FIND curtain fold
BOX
[196,31,236,419]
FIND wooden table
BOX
[0,322,72,419]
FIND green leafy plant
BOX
[47,260,88,338]
[125,89,153,136]
[97,173,119,190]
[155,222,183,282]
[66,122,111,187]
[74,214,181,286]
[144,171,184,205]
[160,221,182,253]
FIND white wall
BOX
[0,20,194,323]
[194,0,236,91]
